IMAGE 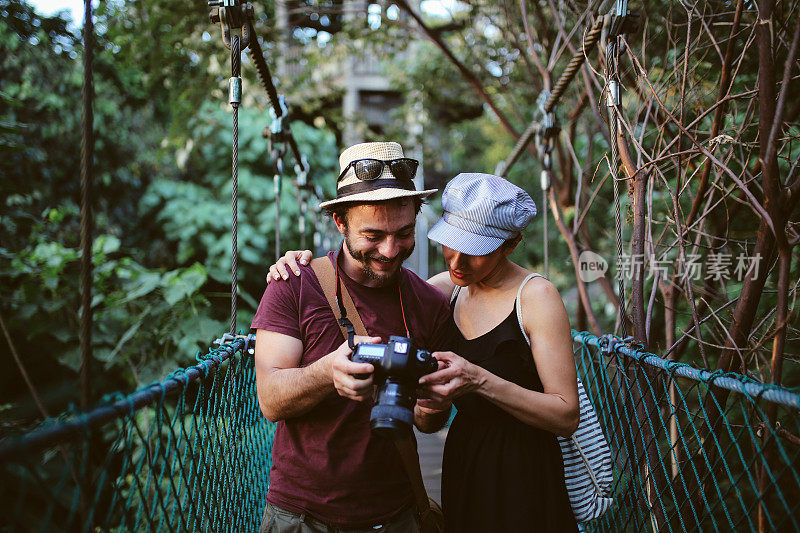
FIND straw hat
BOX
[318,141,438,208]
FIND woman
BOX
[268,173,579,532]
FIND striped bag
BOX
[514,274,614,522]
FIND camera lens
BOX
[370,380,416,440]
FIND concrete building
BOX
[274,0,430,278]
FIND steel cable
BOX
[79,0,95,408]
[606,40,627,337]
[230,35,241,335]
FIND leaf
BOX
[50,325,73,344]
[161,263,207,305]
[104,306,152,364]
[119,271,162,304]
[58,346,81,372]
[178,315,223,346]
[239,289,259,311]
[92,234,121,256]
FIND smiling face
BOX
[442,236,519,287]
[333,199,417,287]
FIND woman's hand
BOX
[418,351,486,403]
[266,250,314,283]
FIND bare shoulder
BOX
[519,274,569,328]
[521,275,562,306]
[426,271,455,298]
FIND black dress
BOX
[441,307,578,533]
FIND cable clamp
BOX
[598,334,634,356]
[213,332,237,347]
[295,155,310,188]
[213,332,257,354]
[601,0,640,51]
[606,79,620,108]
[270,142,286,175]
[536,91,559,140]
[229,76,242,106]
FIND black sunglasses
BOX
[338,158,419,183]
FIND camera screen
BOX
[358,344,385,357]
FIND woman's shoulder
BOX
[515,269,569,331]
[517,270,561,307]
[426,271,456,299]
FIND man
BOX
[251,141,456,532]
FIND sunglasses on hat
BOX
[338,158,419,183]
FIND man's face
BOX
[334,200,417,287]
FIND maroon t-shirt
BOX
[251,252,456,527]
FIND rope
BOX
[540,140,553,278]
[272,148,284,262]
[230,35,241,335]
[207,3,317,332]
[496,18,603,178]
[543,187,549,277]
[79,0,95,409]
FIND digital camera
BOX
[351,335,439,440]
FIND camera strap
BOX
[310,248,411,349]
[309,254,435,527]
[310,255,367,348]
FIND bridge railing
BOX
[573,331,800,532]
[0,337,274,532]
[1,333,798,532]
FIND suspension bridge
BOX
[1,333,798,531]
[2,0,799,532]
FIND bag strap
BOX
[309,255,432,518]
[394,433,433,520]
[514,272,602,495]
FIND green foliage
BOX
[139,103,338,299]
[0,0,339,424]
[2,208,219,381]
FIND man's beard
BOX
[344,231,415,287]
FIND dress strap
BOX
[515,273,545,346]
[450,285,461,306]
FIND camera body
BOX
[352,336,438,440]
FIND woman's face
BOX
[442,245,509,286]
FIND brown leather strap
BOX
[309,255,431,517]
[310,256,368,338]
[394,432,432,518]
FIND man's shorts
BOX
[259,502,420,533]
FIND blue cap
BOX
[427,173,537,255]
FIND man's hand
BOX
[267,250,314,283]
[329,335,382,402]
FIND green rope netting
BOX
[1,333,798,532]
[573,332,800,532]
[0,337,275,532]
